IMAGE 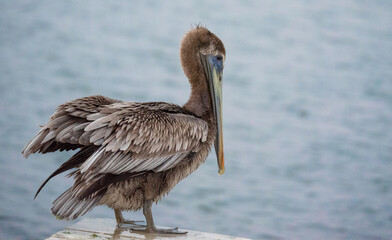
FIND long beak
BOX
[200,53,225,175]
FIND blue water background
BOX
[1,1,392,239]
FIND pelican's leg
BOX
[114,209,144,228]
[130,199,187,234]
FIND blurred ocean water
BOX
[1,0,392,239]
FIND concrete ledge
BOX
[46,218,250,240]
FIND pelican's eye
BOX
[216,55,223,61]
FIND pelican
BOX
[22,26,226,234]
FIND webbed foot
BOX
[130,225,187,234]
[117,221,146,229]
[114,209,145,229]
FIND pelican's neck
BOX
[183,75,212,118]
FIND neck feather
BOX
[183,74,212,118]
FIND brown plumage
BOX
[22,26,226,233]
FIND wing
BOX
[25,99,208,199]
[78,102,208,175]
[22,95,119,158]
[68,102,209,199]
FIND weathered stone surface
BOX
[46,218,250,240]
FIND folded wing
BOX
[78,101,208,175]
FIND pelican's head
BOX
[180,26,226,175]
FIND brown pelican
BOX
[22,26,226,234]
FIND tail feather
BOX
[51,188,102,220]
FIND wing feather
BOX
[22,95,118,157]
[23,99,208,200]
[78,102,208,176]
